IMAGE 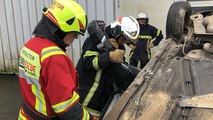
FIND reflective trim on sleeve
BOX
[82,70,102,107]
[156,29,161,36]
[41,46,66,62]
[32,85,47,116]
[82,107,91,120]
[52,91,79,113]
[138,35,152,39]
[92,57,99,70]
[147,39,152,60]
[18,108,27,120]
[83,51,99,58]
[84,106,101,117]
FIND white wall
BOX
[0,0,54,73]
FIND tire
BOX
[166,1,192,42]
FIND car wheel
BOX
[166,1,192,42]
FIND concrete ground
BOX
[0,74,23,120]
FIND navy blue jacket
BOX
[133,24,163,60]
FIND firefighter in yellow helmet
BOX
[18,0,92,119]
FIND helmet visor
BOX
[123,32,138,44]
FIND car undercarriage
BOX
[103,1,213,120]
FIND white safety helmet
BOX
[137,12,148,19]
[137,11,149,24]
[110,16,140,43]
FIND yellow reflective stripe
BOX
[19,69,41,87]
[82,107,90,120]
[138,35,152,39]
[19,46,46,115]
[129,50,134,58]
[82,70,102,107]
[84,106,101,117]
[85,51,99,55]
[32,85,47,116]
[92,57,99,70]
[52,91,79,113]
[147,39,152,59]
[156,29,160,36]
[42,46,62,53]
[18,109,27,120]
[83,51,99,58]
[41,46,66,62]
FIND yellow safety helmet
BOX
[44,0,87,35]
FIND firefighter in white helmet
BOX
[130,11,164,69]
[76,16,140,119]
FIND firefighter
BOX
[18,0,92,119]
[76,16,140,118]
[130,11,163,69]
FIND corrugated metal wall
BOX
[0,0,117,73]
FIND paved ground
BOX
[0,74,23,120]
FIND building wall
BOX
[0,0,116,73]
[117,0,185,63]
[2,0,210,73]
[118,0,213,63]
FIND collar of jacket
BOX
[32,15,67,51]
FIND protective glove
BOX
[147,43,154,49]
[109,38,118,49]
[109,49,125,63]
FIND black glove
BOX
[108,63,140,90]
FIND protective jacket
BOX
[18,16,91,120]
[130,24,163,69]
[76,25,130,117]
[76,36,114,117]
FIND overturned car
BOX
[103,1,213,120]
